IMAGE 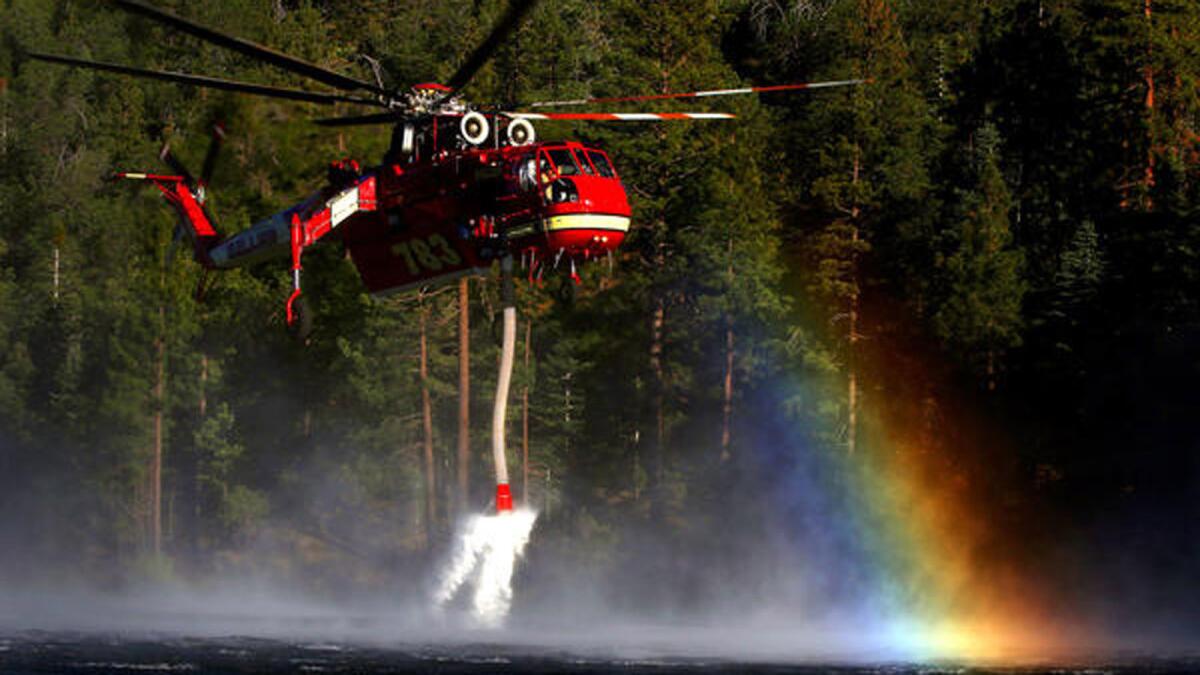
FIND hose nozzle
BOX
[495,483,514,512]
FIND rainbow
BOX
[751,321,1072,663]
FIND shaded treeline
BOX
[0,0,1197,614]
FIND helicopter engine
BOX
[506,118,536,146]
[460,111,490,145]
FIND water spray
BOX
[433,255,535,625]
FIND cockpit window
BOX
[587,151,616,178]
[547,149,581,177]
[516,156,537,191]
[575,150,596,175]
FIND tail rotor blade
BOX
[200,121,226,188]
[159,143,195,185]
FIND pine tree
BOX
[932,123,1025,389]
[793,0,934,453]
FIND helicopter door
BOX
[535,149,558,186]
[535,149,558,202]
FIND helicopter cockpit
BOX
[500,141,631,260]
[510,144,620,192]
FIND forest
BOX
[0,0,1198,629]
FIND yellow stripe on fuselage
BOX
[543,213,630,232]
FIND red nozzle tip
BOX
[285,289,302,326]
[495,483,513,512]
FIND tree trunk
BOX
[521,318,531,505]
[456,277,470,514]
[0,77,7,157]
[185,352,208,560]
[199,354,207,418]
[418,302,436,547]
[151,300,165,557]
[52,246,60,302]
[986,349,997,392]
[645,49,677,511]
[720,233,735,463]
[847,150,862,457]
[633,441,641,502]
[721,319,734,462]
[1143,0,1156,207]
[650,293,666,484]
[652,67,670,487]
[847,298,858,456]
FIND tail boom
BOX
[116,172,221,267]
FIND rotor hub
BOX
[403,83,463,115]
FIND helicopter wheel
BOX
[287,296,314,342]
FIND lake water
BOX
[1,631,1198,674]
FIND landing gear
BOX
[286,294,313,341]
[286,213,313,341]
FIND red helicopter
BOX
[30,0,866,337]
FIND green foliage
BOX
[0,0,1197,593]
[932,123,1025,375]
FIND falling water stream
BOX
[433,509,539,626]
[429,260,538,627]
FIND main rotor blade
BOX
[313,111,403,127]
[525,79,871,108]
[444,0,538,93]
[508,112,736,121]
[29,52,382,106]
[112,0,390,97]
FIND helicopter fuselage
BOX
[192,119,631,297]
